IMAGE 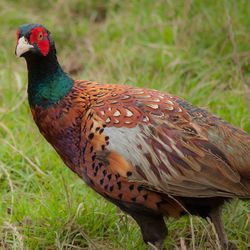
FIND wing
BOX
[83,82,250,198]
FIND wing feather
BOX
[87,83,250,197]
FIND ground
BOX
[0,0,249,249]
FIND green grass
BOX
[0,0,250,249]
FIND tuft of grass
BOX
[0,0,249,249]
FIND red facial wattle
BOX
[29,27,49,56]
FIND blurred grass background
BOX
[0,0,250,249]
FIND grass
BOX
[0,0,250,249]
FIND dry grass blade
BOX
[0,161,14,218]
[0,122,17,147]
[4,222,24,250]
[14,71,23,91]
[147,242,159,250]
[189,216,196,250]
[4,140,47,176]
[207,217,221,250]
[180,237,187,250]
[0,91,27,114]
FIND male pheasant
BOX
[15,24,250,249]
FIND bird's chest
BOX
[31,105,84,176]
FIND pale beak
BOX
[15,36,34,57]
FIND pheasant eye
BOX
[38,32,43,40]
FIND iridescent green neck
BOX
[26,51,73,108]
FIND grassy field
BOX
[0,0,250,249]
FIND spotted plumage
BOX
[16,24,250,250]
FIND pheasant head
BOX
[15,24,53,58]
[15,24,73,108]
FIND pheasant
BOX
[15,24,250,249]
